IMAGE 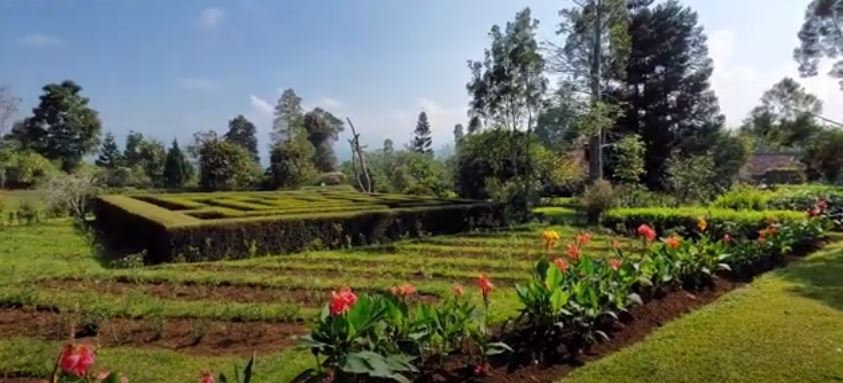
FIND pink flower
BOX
[474,362,490,376]
[808,207,822,218]
[609,258,623,271]
[817,198,829,210]
[329,287,358,317]
[389,283,417,298]
[452,284,465,297]
[565,243,582,262]
[59,343,95,377]
[553,258,570,273]
[637,224,657,242]
[478,274,494,299]
[199,370,215,383]
[722,233,732,244]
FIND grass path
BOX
[562,235,843,383]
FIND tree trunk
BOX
[588,0,604,182]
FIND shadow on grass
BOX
[777,241,843,312]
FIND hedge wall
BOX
[603,207,806,239]
[94,193,506,263]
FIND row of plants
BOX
[713,184,843,229]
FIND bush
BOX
[603,207,806,239]
[0,150,58,188]
[268,135,318,189]
[199,140,261,191]
[712,184,773,210]
[615,184,678,208]
[761,167,806,185]
[666,152,717,204]
[580,179,616,224]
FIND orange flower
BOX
[608,258,623,271]
[478,274,494,298]
[637,224,657,242]
[576,231,592,247]
[565,243,581,261]
[664,234,682,250]
[200,370,215,383]
[60,343,95,377]
[553,257,570,273]
[452,284,465,297]
[389,283,417,298]
[697,217,708,232]
[329,287,358,317]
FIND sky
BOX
[1,0,841,161]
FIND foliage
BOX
[95,132,124,169]
[454,130,538,200]
[534,84,581,152]
[0,150,57,188]
[163,139,192,189]
[272,88,304,145]
[713,184,773,211]
[741,78,824,150]
[411,111,433,155]
[198,140,261,191]
[303,108,344,172]
[224,115,260,163]
[343,148,451,197]
[762,167,807,185]
[710,131,752,191]
[0,86,20,136]
[615,185,678,208]
[609,134,646,184]
[611,0,725,189]
[580,179,616,224]
[666,152,716,204]
[8,81,101,171]
[802,128,843,183]
[795,0,843,89]
[269,134,318,189]
[43,167,101,221]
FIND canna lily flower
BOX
[808,207,822,218]
[389,283,417,298]
[697,217,708,232]
[200,370,215,383]
[542,230,560,250]
[329,287,358,317]
[452,284,465,297]
[565,243,582,261]
[478,274,494,299]
[59,343,95,377]
[553,257,570,273]
[608,258,623,271]
[817,198,829,210]
[664,234,682,250]
[576,231,592,247]
[637,224,657,242]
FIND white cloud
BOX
[197,7,226,30]
[16,34,64,47]
[709,28,843,128]
[249,94,273,117]
[321,98,344,109]
[177,77,220,92]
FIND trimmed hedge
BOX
[603,207,806,239]
[94,192,506,263]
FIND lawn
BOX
[562,234,843,383]
[0,219,630,381]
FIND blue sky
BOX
[2,0,841,161]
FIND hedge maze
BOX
[94,189,505,263]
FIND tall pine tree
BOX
[96,132,123,168]
[224,115,260,162]
[271,89,304,145]
[412,111,433,155]
[164,139,191,188]
[611,0,724,189]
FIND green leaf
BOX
[549,288,570,313]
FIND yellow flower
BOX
[697,216,708,232]
[541,230,560,250]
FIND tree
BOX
[666,152,716,204]
[96,132,123,168]
[272,88,304,145]
[303,107,345,172]
[10,81,101,170]
[382,139,394,154]
[224,115,260,162]
[453,124,465,144]
[163,139,192,188]
[269,134,317,189]
[467,116,482,135]
[198,139,260,191]
[43,167,101,223]
[609,134,646,184]
[123,131,146,167]
[137,139,167,188]
[711,131,751,191]
[412,111,433,155]
[741,78,823,149]
[803,128,843,182]
[611,0,724,189]
[795,0,843,88]
[0,86,20,137]
[552,0,630,181]
[534,83,582,151]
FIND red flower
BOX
[199,370,215,383]
[608,258,623,271]
[576,231,592,247]
[389,283,417,298]
[808,207,822,218]
[474,362,490,377]
[59,343,95,377]
[478,274,494,298]
[664,234,682,250]
[553,258,570,273]
[637,224,657,242]
[817,198,829,210]
[329,287,358,317]
[452,284,465,297]
[565,243,581,261]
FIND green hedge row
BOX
[94,194,506,263]
[603,207,806,239]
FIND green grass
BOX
[562,236,843,383]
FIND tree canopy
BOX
[795,0,843,88]
[303,107,345,172]
[224,115,260,162]
[272,88,304,145]
[411,111,433,155]
[741,77,824,149]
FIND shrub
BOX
[712,184,773,210]
[761,167,806,185]
[580,179,616,224]
[615,184,678,208]
[0,150,58,188]
[603,207,805,239]
[609,134,646,185]
[199,140,261,191]
[44,168,102,221]
[666,152,717,204]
